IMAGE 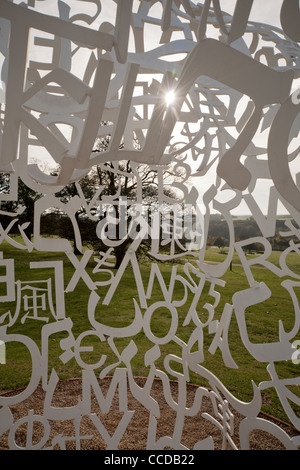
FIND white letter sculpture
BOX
[0,0,300,451]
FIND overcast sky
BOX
[23,0,285,26]
[18,0,298,216]
[220,0,283,26]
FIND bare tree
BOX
[52,127,182,266]
[0,173,42,241]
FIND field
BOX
[0,239,300,424]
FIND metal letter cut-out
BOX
[0,0,300,451]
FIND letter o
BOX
[143,301,178,345]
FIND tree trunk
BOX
[73,211,81,255]
[114,241,130,269]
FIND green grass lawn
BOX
[0,239,300,424]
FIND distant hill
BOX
[207,214,298,251]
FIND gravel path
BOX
[0,377,298,450]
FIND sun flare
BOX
[165,89,175,106]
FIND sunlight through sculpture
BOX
[0,0,300,450]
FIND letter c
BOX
[268,96,300,212]
[291,88,300,106]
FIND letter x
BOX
[0,219,18,245]
[65,250,96,292]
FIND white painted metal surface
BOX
[0,0,300,450]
